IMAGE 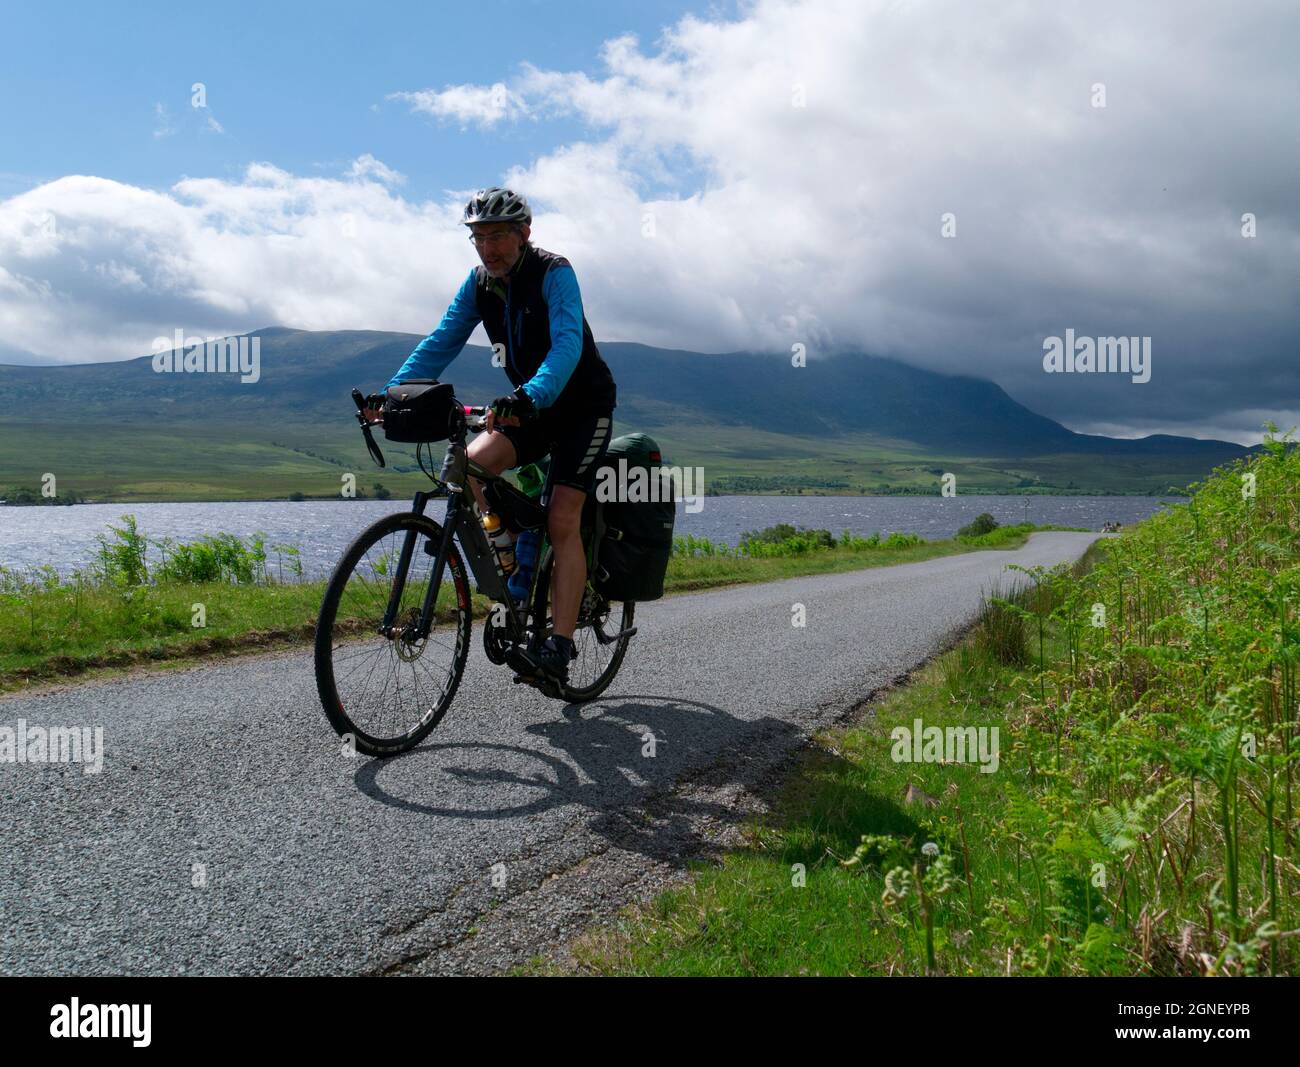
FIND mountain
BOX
[0,328,1251,501]
[600,343,1246,460]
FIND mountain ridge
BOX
[0,327,1252,501]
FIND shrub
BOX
[94,515,150,586]
[957,512,999,538]
[741,522,798,543]
[883,531,924,549]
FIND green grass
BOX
[0,418,447,502]
[645,423,1212,496]
[0,578,488,689]
[0,412,1208,501]
[543,430,1300,977]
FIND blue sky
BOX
[0,0,726,200]
[1,0,1297,443]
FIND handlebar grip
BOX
[353,388,387,412]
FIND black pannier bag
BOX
[382,379,459,443]
[589,433,676,602]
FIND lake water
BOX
[0,494,1183,580]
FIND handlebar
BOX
[349,391,494,469]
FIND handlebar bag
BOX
[382,380,458,443]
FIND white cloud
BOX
[0,163,471,361]
[2,0,1298,441]
[389,81,523,128]
[346,154,405,185]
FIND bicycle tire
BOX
[532,546,635,702]
[315,512,472,756]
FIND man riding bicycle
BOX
[369,186,618,684]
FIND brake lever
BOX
[361,421,385,468]
[351,389,386,467]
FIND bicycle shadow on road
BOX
[350,693,813,866]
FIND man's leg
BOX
[520,412,612,680]
[466,429,518,513]
[546,484,587,640]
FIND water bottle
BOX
[482,512,516,575]
[507,528,540,602]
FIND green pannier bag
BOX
[587,433,676,602]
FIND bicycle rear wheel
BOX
[532,547,635,702]
[315,512,472,756]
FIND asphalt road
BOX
[1,532,1104,975]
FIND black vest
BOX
[472,245,617,416]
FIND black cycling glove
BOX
[490,387,538,425]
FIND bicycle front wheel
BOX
[315,512,472,756]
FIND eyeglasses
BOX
[468,231,517,247]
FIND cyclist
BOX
[369,186,617,684]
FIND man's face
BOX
[470,221,529,277]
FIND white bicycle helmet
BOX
[461,187,531,227]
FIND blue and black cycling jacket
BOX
[387,244,617,417]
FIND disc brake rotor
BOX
[391,609,427,662]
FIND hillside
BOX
[0,328,1251,501]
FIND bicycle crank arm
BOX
[595,623,638,645]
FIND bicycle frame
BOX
[379,432,540,643]
[363,395,612,651]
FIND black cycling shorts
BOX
[499,410,613,501]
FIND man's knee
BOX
[467,432,516,475]
[548,487,584,541]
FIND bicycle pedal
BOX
[511,670,564,697]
